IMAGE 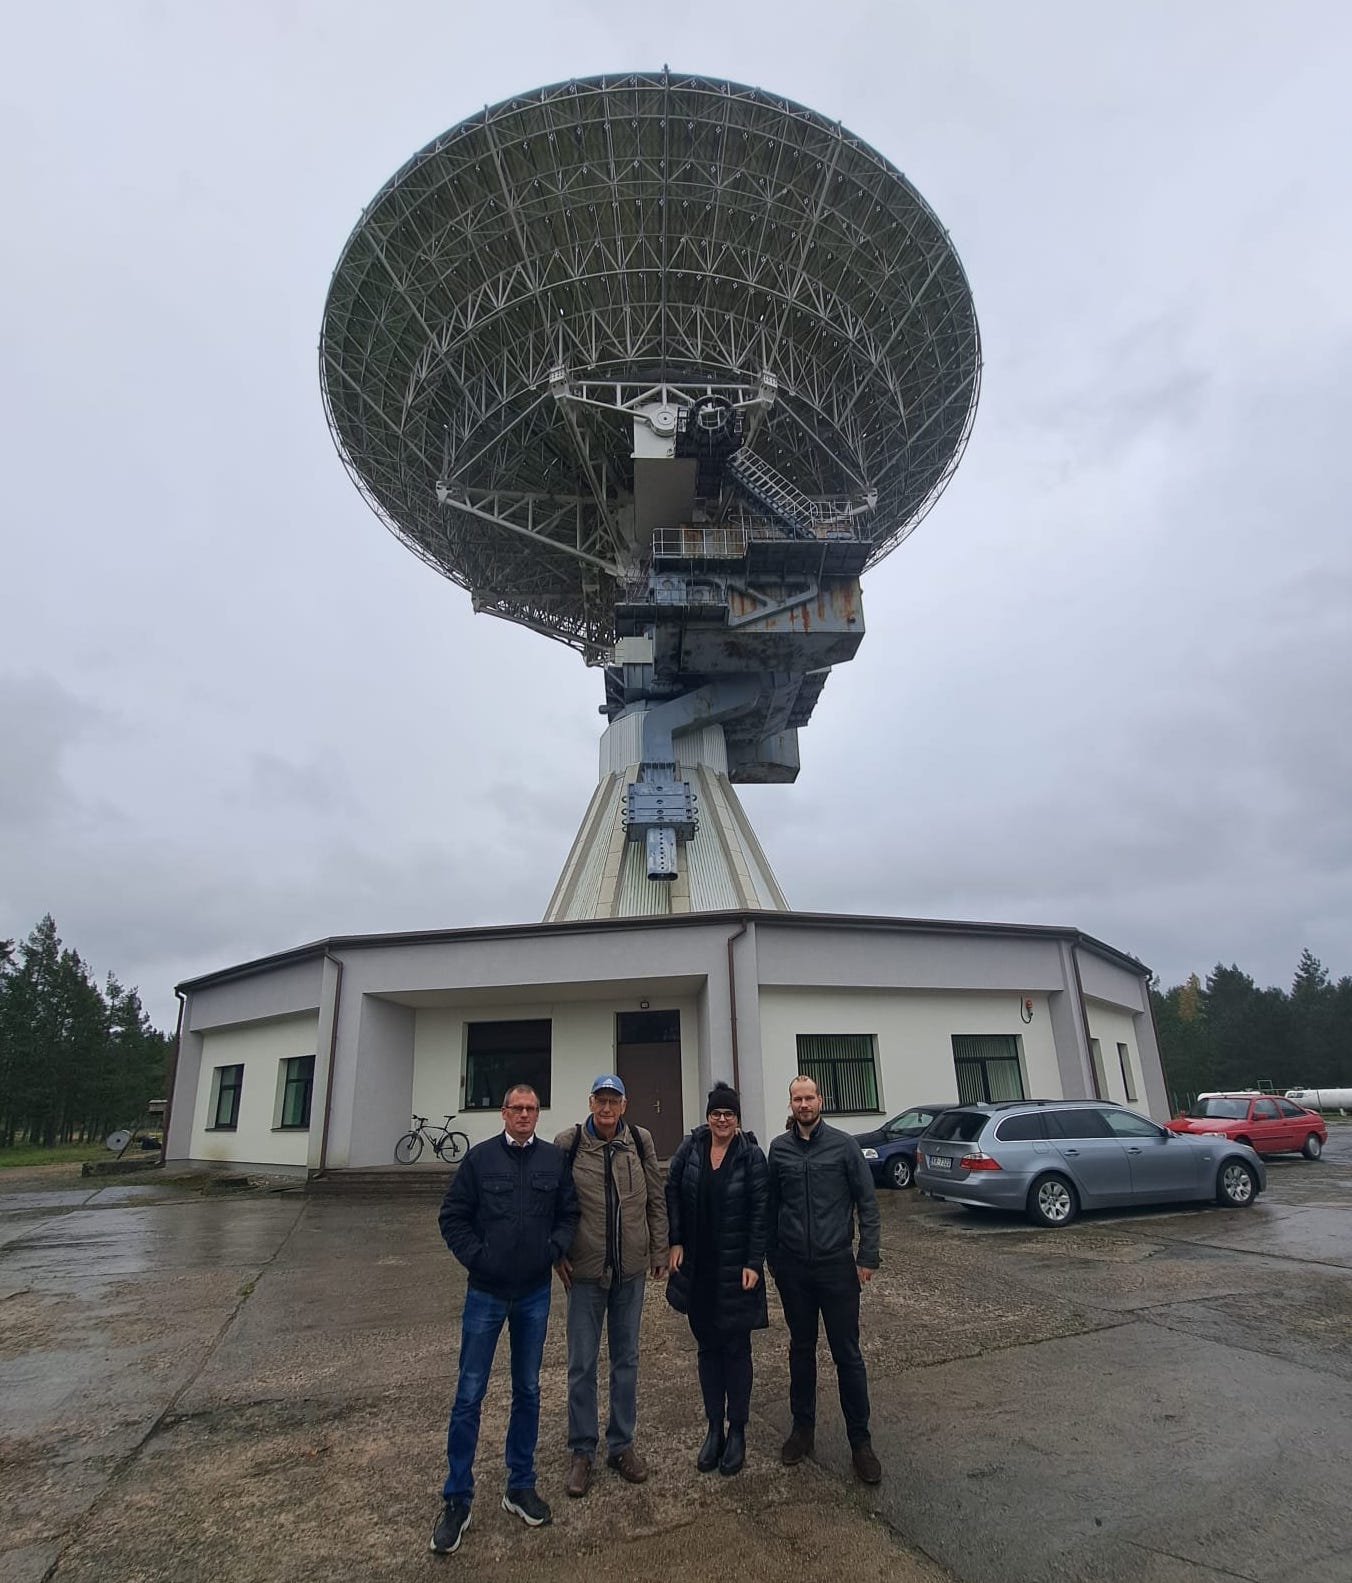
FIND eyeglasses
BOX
[708,1110,737,1120]
[504,1104,539,1114]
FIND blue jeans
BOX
[443,1280,551,1502]
[565,1275,645,1457]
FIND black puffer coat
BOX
[665,1127,769,1334]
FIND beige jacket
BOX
[554,1120,668,1285]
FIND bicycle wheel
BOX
[438,1132,470,1163]
[394,1131,424,1164]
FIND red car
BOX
[1167,1094,1326,1160]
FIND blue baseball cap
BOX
[590,1074,626,1097]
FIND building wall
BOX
[408,993,703,1152]
[187,1012,319,1167]
[757,986,1061,1135]
[1085,998,1145,1107]
[167,958,325,1164]
[167,916,1163,1169]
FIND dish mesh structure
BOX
[321,71,980,663]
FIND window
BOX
[927,1110,989,1144]
[952,1035,1025,1104]
[1276,1098,1308,1118]
[616,1009,680,1044]
[996,1112,1047,1142]
[278,1055,315,1129]
[1088,1038,1108,1099]
[1046,1107,1113,1140]
[210,1064,243,1130]
[1253,1099,1280,1121]
[1101,1108,1161,1138]
[1117,1042,1138,1102]
[464,1020,552,1110]
[795,1034,880,1114]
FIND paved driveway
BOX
[862,1145,1352,1582]
[1,1141,1349,1583]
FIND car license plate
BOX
[929,1154,953,1170]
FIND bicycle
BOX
[393,1113,470,1164]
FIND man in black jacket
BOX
[430,1084,578,1556]
[766,1073,882,1484]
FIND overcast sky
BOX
[3,2,1349,1029]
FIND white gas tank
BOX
[1285,1087,1352,1109]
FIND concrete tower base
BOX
[544,717,789,921]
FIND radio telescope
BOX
[321,71,980,918]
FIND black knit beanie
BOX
[706,1082,741,1120]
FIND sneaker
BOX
[566,1453,592,1498]
[429,1500,471,1554]
[502,1487,552,1527]
[852,1441,883,1484]
[605,1446,649,1484]
[781,1425,815,1466]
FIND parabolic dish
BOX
[321,70,980,661]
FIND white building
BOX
[164,909,1165,1174]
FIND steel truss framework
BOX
[322,71,981,662]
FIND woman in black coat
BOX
[665,1083,769,1476]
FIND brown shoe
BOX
[852,1442,882,1484]
[565,1453,592,1497]
[781,1425,814,1466]
[605,1446,649,1484]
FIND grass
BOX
[0,1142,102,1168]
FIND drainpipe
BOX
[1069,944,1098,1098]
[158,988,187,1168]
[316,953,345,1175]
[726,918,748,1093]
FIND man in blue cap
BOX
[554,1074,668,1496]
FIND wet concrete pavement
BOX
[1,1142,1349,1582]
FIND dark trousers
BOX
[773,1253,871,1448]
[689,1310,753,1427]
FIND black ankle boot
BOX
[697,1422,725,1473]
[719,1423,746,1476]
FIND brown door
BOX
[616,1010,684,1157]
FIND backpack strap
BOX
[568,1119,648,1166]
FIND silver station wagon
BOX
[915,1099,1266,1228]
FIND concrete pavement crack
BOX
[38,1196,310,1583]
[1120,1535,1259,1580]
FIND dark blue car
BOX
[855,1104,957,1190]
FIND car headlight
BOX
[862,1147,879,1159]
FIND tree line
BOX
[1152,949,1351,1110]
[0,915,173,1148]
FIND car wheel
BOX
[1217,1159,1257,1208]
[1027,1173,1078,1228]
[1302,1133,1323,1160]
[887,1155,914,1191]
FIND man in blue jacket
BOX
[430,1083,579,1556]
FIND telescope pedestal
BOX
[544,717,789,922]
